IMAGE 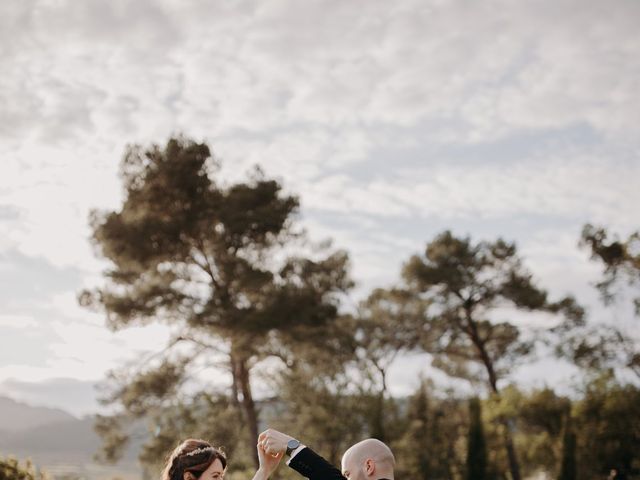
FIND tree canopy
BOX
[82,137,353,469]
[78,137,640,480]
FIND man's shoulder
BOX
[288,447,344,480]
[289,447,329,469]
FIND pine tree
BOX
[401,231,584,480]
[82,137,353,469]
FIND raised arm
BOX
[259,429,345,480]
[252,439,284,480]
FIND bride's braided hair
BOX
[162,439,227,480]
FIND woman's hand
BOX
[254,442,283,480]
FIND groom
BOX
[259,428,396,480]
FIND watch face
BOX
[287,439,300,450]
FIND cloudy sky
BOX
[1,0,639,416]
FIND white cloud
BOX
[1,0,639,411]
[0,144,122,268]
[3,0,639,147]
[0,320,175,384]
[0,315,38,329]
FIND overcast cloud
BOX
[1,0,639,413]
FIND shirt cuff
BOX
[286,445,306,465]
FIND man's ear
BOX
[365,459,376,476]
[183,472,196,480]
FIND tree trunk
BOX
[485,368,521,480]
[369,363,388,442]
[370,391,386,442]
[238,357,259,469]
[502,424,521,480]
[467,317,521,480]
[229,353,246,425]
[230,344,259,470]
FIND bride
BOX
[161,438,282,480]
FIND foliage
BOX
[565,224,640,379]
[399,230,583,480]
[402,231,583,392]
[266,362,369,467]
[78,140,640,479]
[394,381,466,480]
[351,288,425,442]
[573,375,640,479]
[581,224,640,312]
[481,386,573,478]
[82,137,353,469]
[479,380,640,479]
[0,458,47,480]
[140,392,251,475]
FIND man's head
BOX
[341,439,395,480]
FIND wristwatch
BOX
[285,438,301,457]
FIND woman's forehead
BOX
[206,458,225,473]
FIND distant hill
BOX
[0,416,101,463]
[0,396,140,478]
[0,396,77,432]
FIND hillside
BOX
[0,396,76,432]
[0,396,140,479]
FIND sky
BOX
[1,0,639,417]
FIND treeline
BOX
[80,137,640,480]
[0,458,47,480]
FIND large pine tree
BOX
[401,231,584,480]
[82,137,352,468]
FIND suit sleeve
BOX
[288,447,346,480]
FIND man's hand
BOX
[258,428,295,456]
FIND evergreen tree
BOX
[558,224,640,380]
[81,137,352,468]
[557,415,576,480]
[580,224,640,312]
[396,381,466,480]
[397,382,431,480]
[400,231,583,480]
[466,397,487,480]
[268,363,368,467]
[516,387,570,476]
[573,375,640,479]
[353,288,423,442]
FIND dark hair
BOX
[162,439,227,480]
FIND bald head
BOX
[341,439,395,480]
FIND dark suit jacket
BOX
[288,447,346,480]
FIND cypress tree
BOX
[557,414,577,480]
[466,397,487,480]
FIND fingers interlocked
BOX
[259,429,294,456]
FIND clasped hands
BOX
[256,429,296,476]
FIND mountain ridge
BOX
[0,395,139,467]
[0,396,77,432]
